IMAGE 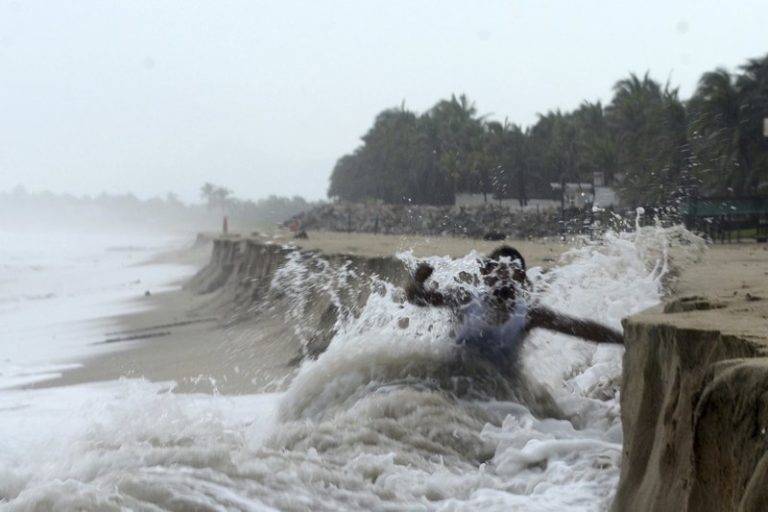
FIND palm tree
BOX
[688,68,750,195]
[501,122,530,207]
[607,73,689,206]
[427,94,486,200]
[200,182,232,211]
[571,101,616,184]
[735,55,768,193]
[689,54,768,196]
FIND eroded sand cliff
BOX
[613,244,768,512]
[185,233,567,357]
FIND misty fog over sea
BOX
[0,188,317,235]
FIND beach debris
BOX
[663,295,726,313]
[103,331,170,343]
[483,231,506,241]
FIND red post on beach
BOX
[223,216,228,234]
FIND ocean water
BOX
[0,226,704,511]
[0,230,198,388]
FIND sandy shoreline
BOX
[636,241,768,341]
[29,231,768,394]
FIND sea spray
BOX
[269,248,359,352]
[1,225,706,511]
[273,223,704,509]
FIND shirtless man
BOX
[405,245,623,360]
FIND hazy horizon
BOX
[1,0,765,203]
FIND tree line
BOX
[199,182,319,225]
[0,185,318,231]
[328,53,768,208]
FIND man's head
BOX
[480,245,527,296]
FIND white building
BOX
[550,182,593,208]
[593,186,619,208]
[455,172,621,211]
[550,176,621,209]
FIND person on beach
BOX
[405,245,623,361]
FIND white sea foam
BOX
[0,225,704,511]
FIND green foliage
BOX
[329,53,768,206]
[200,182,233,211]
[607,73,689,206]
[200,182,319,224]
[689,56,768,196]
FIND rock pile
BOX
[285,202,570,239]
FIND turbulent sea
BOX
[0,226,703,511]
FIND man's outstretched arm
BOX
[527,305,624,344]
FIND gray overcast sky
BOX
[0,1,765,202]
